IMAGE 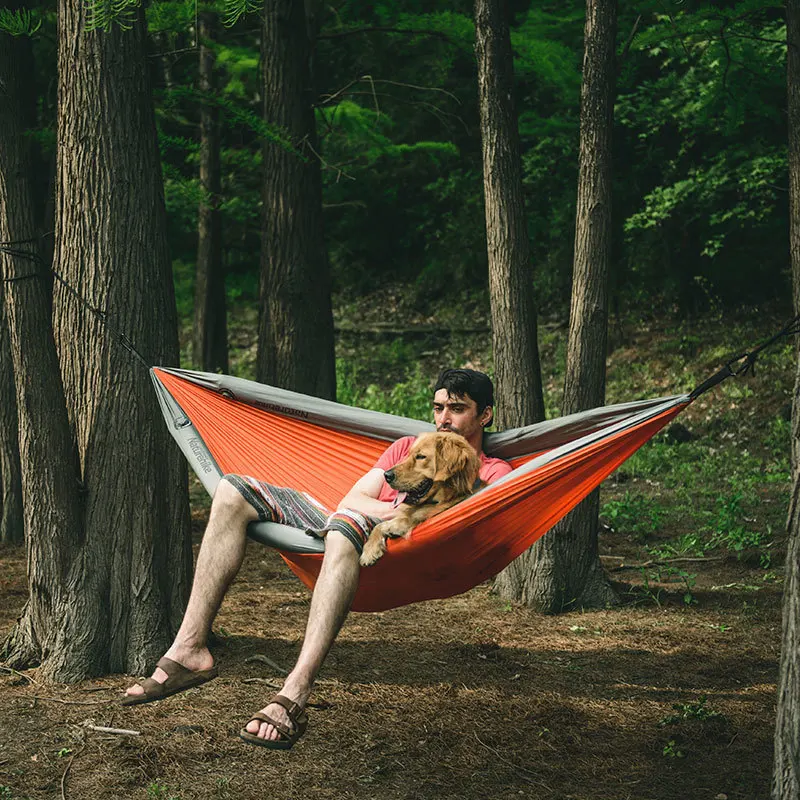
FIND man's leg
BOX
[124,477,258,697]
[244,529,360,741]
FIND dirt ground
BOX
[0,512,782,800]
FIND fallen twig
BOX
[83,724,140,736]
[60,744,84,800]
[244,654,288,675]
[0,664,39,685]
[32,695,111,706]
[602,555,727,571]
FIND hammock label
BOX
[188,436,215,474]
[252,400,311,421]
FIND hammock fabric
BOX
[151,367,690,612]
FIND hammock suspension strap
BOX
[689,313,800,401]
[0,238,152,371]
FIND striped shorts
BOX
[224,474,380,554]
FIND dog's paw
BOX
[359,537,386,567]
[381,518,411,539]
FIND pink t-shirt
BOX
[373,435,513,503]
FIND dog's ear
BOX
[433,435,475,492]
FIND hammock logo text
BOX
[188,436,214,473]
[255,401,311,420]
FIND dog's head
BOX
[384,432,481,503]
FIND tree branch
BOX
[619,14,642,64]
[318,26,460,47]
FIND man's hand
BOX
[376,502,410,521]
[337,468,401,520]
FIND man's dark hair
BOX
[434,368,495,413]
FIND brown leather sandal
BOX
[120,657,218,706]
[239,694,308,750]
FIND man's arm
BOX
[337,468,403,520]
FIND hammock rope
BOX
[688,313,800,400]
[0,240,152,370]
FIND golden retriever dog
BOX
[359,431,483,567]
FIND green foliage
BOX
[706,492,772,564]
[216,43,259,98]
[163,86,298,154]
[634,565,697,607]
[616,2,788,307]
[601,491,666,539]
[337,358,433,421]
[85,0,140,31]
[658,696,723,727]
[662,740,685,759]
[221,0,260,27]
[318,100,459,168]
[172,260,196,320]
[146,782,181,800]
[647,533,705,560]
[0,7,41,35]
[146,0,194,33]
[143,0,796,313]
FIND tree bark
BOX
[258,0,336,399]
[0,301,23,546]
[192,11,228,374]
[4,2,191,681]
[772,2,800,795]
[474,0,545,430]
[0,21,84,667]
[494,0,618,612]
[0,21,36,548]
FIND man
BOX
[123,368,512,748]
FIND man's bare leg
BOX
[125,479,258,697]
[244,530,360,741]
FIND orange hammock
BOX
[151,367,691,612]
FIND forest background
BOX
[1,0,799,798]
[7,0,791,344]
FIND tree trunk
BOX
[192,11,228,374]
[494,0,618,612]
[474,0,545,430]
[0,20,36,548]
[0,302,23,546]
[4,2,191,681]
[772,2,800,795]
[0,21,84,667]
[258,0,336,399]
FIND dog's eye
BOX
[415,454,426,460]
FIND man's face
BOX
[432,389,491,441]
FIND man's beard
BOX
[437,424,461,434]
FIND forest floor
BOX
[0,292,794,800]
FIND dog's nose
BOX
[384,469,395,485]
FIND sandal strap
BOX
[136,676,166,696]
[247,710,293,739]
[155,656,188,679]
[270,694,304,724]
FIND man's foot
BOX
[240,693,309,749]
[122,647,216,706]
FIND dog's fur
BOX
[359,431,482,566]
